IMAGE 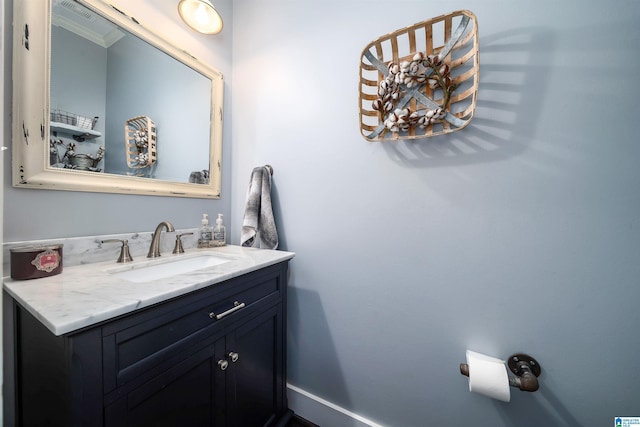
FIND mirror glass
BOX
[12,0,224,198]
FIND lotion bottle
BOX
[213,213,226,246]
[198,214,213,248]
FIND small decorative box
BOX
[10,245,63,280]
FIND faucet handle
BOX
[173,233,194,254]
[102,239,134,263]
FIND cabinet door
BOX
[105,338,225,427]
[225,304,285,427]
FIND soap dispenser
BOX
[213,213,226,246]
[198,214,213,248]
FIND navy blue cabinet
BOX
[11,261,290,427]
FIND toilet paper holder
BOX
[460,353,541,392]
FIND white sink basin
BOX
[109,253,233,283]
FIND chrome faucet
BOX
[147,221,175,258]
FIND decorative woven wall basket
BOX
[125,116,157,169]
[359,10,479,142]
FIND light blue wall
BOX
[3,0,234,241]
[105,33,210,180]
[230,1,640,425]
[51,26,107,169]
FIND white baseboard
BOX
[286,384,385,427]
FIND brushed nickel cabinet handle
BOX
[228,352,239,363]
[209,301,245,320]
[218,359,229,371]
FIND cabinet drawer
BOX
[102,263,286,393]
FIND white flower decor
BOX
[125,116,157,169]
[373,54,455,134]
[358,10,479,141]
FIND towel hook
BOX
[265,164,273,175]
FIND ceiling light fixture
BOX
[178,0,223,35]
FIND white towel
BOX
[241,166,278,249]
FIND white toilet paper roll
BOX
[466,350,511,402]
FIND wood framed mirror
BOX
[12,0,224,198]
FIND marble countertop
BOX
[3,245,294,336]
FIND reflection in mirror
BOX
[50,0,211,182]
[12,0,224,198]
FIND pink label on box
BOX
[31,249,60,273]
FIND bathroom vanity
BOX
[3,245,294,427]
